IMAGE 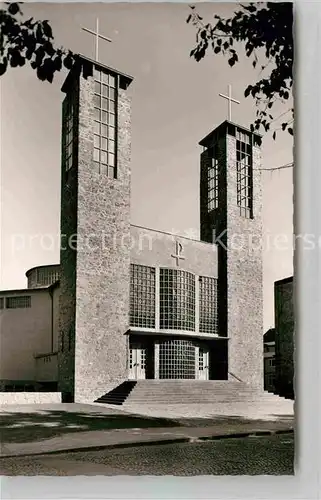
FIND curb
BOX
[0,429,293,459]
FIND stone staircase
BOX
[94,380,294,419]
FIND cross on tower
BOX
[219,84,240,121]
[171,241,185,267]
[81,18,112,62]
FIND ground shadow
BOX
[176,414,294,428]
[0,409,181,444]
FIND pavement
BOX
[0,403,294,458]
[1,434,295,476]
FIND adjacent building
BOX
[263,328,276,393]
[274,276,295,399]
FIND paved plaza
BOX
[0,403,293,464]
[1,433,294,476]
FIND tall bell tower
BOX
[58,55,133,402]
[200,119,264,388]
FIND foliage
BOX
[187,2,294,139]
[0,2,76,83]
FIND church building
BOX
[0,55,265,404]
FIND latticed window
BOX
[159,339,196,379]
[208,156,219,212]
[0,297,4,310]
[160,269,195,331]
[93,68,117,178]
[199,276,218,334]
[6,296,31,309]
[37,268,60,287]
[130,264,156,328]
[236,128,253,218]
[64,90,77,172]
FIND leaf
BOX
[288,127,293,136]
[36,65,47,81]
[36,24,43,43]
[243,4,257,13]
[0,58,8,76]
[244,85,252,97]
[42,20,53,39]
[8,3,20,15]
[44,41,55,56]
[273,131,276,140]
[214,46,221,54]
[281,122,288,131]
[9,48,21,68]
[53,55,62,71]
[186,14,192,23]
[63,53,74,70]
[228,57,235,67]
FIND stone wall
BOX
[225,133,263,388]
[200,123,264,388]
[274,277,294,398]
[0,392,61,405]
[130,225,217,277]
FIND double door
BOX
[129,343,146,380]
[129,341,209,380]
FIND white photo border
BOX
[1,0,320,498]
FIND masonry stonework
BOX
[225,133,263,388]
[200,122,263,388]
[130,225,217,277]
[58,58,132,403]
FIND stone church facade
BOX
[57,55,263,403]
[0,55,266,403]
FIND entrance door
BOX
[198,347,209,380]
[129,343,146,380]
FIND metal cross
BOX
[81,18,112,62]
[219,84,240,121]
[171,241,185,267]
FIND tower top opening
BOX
[199,120,262,149]
[61,54,133,94]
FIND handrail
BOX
[228,371,244,383]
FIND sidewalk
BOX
[0,404,294,458]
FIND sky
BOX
[0,2,294,330]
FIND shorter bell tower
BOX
[200,120,264,389]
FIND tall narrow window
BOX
[236,129,253,218]
[93,68,117,178]
[130,264,156,328]
[65,94,74,171]
[208,154,219,212]
[160,269,195,331]
[199,276,218,334]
